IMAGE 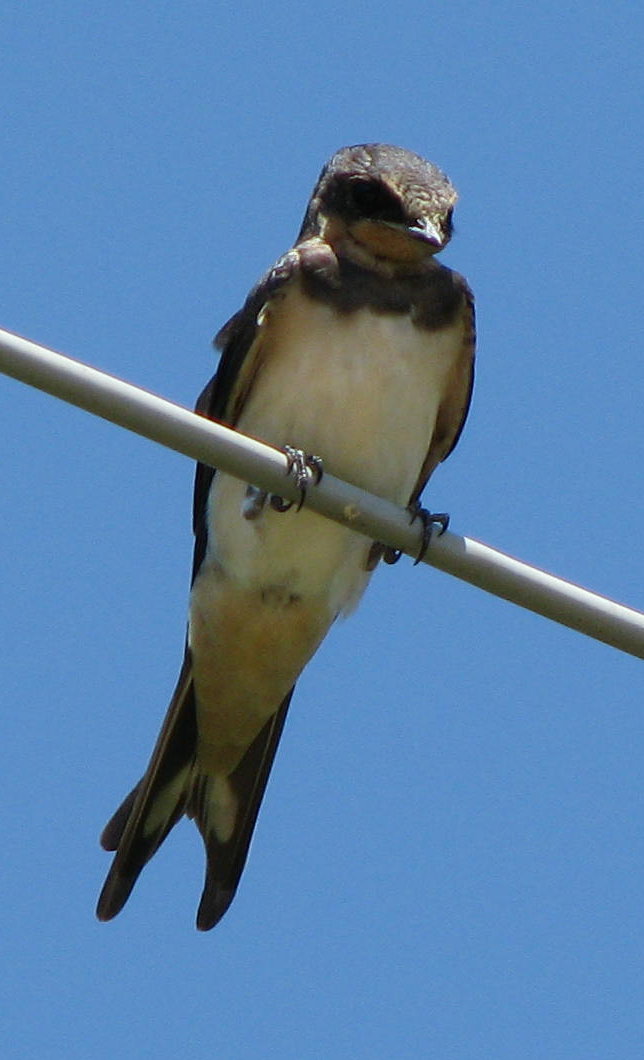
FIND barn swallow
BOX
[96,143,475,930]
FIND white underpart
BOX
[204,281,462,619]
[211,776,238,842]
[142,766,191,838]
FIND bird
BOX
[96,142,475,931]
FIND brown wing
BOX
[191,248,301,582]
[409,282,475,506]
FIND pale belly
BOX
[204,287,463,617]
[188,288,463,765]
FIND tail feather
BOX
[96,653,197,922]
[100,783,140,851]
[190,688,294,931]
[97,651,294,930]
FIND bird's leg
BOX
[382,502,450,565]
[242,485,269,520]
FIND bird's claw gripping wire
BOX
[382,503,450,565]
[241,447,324,520]
[274,446,324,512]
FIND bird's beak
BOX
[407,217,443,248]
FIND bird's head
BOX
[299,143,458,270]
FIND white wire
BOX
[1,325,643,660]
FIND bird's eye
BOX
[344,178,406,223]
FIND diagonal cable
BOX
[1,325,642,660]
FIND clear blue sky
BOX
[2,3,644,1057]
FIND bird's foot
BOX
[382,503,450,565]
[272,446,324,512]
[241,448,324,519]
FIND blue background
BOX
[2,3,643,1057]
